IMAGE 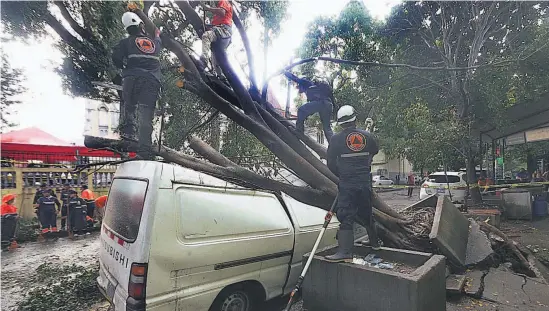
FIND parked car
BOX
[373,175,394,186]
[97,161,339,311]
[419,171,467,202]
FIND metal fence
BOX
[1,168,115,190]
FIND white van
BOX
[96,161,339,311]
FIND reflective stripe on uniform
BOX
[128,54,160,60]
[341,152,370,158]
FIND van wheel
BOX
[210,285,255,311]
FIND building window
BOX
[99,126,109,137]
[111,111,119,129]
[99,107,109,127]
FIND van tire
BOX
[209,284,257,311]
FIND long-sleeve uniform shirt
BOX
[112,29,163,83]
[36,196,61,213]
[284,72,335,103]
[327,126,379,187]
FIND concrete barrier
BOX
[429,196,469,266]
[302,245,446,311]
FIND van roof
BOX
[115,160,249,190]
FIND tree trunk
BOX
[466,146,482,204]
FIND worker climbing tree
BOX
[198,0,234,78]
[283,71,335,142]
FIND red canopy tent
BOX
[1,127,126,164]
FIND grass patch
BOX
[18,263,105,311]
[15,218,39,243]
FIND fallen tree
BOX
[77,2,469,250]
[81,2,510,250]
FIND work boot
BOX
[325,229,354,263]
[365,223,381,251]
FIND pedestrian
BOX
[81,185,96,220]
[60,184,72,231]
[1,194,19,250]
[112,2,163,159]
[198,0,233,77]
[395,174,400,185]
[407,171,415,197]
[67,190,88,236]
[325,105,380,262]
[284,71,335,142]
[34,190,61,234]
[94,195,108,223]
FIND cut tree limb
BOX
[479,221,533,275]
[84,136,333,208]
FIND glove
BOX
[127,2,139,11]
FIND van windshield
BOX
[104,178,148,242]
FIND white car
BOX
[419,171,467,202]
[373,175,394,186]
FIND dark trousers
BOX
[1,215,18,243]
[407,186,414,197]
[70,207,87,233]
[61,205,68,228]
[296,100,333,142]
[39,207,57,230]
[86,202,96,219]
[336,185,373,231]
[121,76,161,159]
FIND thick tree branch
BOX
[53,1,94,41]
[232,12,259,92]
[84,136,332,208]
[44,12,86,52]
[214,49,264,121]
[175,0,205,37]
[188,135,237,168]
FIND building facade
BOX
[84,99,120,139]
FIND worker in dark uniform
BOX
[67,190,88,236]
[33,183,48,204]
[325,105,381,262]
[112,3,162,159]
[59,184,71,231]
[284,71,335,142]
[34,190,61,234]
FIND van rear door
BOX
[98,177,149,308]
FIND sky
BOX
[2,0,399,145]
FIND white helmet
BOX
[337,105,356,125]
[122,12,142,29]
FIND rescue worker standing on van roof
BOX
[325,105,381,262]
[60,184,71,231]
[112,2,162,160]
[81,185,95,220]
[34,190,61,234]
[283,71,335,142]
[199,0,233,77]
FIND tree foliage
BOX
[1,53,26,130]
